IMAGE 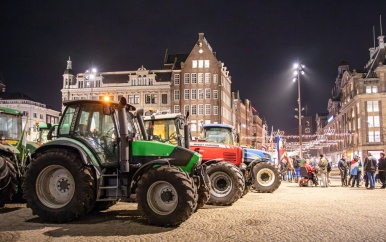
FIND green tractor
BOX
[22,98,208,227]
[0,106,39,207]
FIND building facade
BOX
[315,34,386,162]
[61,33,265,145]
[0,89,60,142]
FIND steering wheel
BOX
[168,132,177,144]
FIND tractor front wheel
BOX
[23,149,96,222]
[136,165,196,227]
[252,162,282,193]
[206,162,244,206]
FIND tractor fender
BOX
[247,159,262,170]
[202,158,225,167]
[130,159,172,193]
[31,138,98,167]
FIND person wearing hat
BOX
[378,152,386,189]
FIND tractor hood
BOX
[243,148,272,163]
[189,141,243,166]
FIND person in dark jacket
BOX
[364,152,377,189]
[378,152,386,189]
[338,155,349,186]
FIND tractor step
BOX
[99,186,119,189]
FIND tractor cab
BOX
[143,112,188,148]
[55,99,136,166]
[0,106,23,145]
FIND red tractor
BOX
[142,113,281,206]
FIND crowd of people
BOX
[281,152,386,189]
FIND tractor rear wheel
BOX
[0,156,18,207]
[206,162,244,206]
[252,162,282,193]
[136,165,196,227]
[23,149,96,222]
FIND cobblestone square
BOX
[1,170,385,242]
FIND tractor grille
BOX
[223,152,237,162]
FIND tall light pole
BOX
[86,67,97,99]
[293,63,305,158]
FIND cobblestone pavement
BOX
[1,169,385,242]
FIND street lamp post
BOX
[86,68,97,99]
[293,63,305,158]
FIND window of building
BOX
[184,89,190,100]
[95,80,100,87]
[191,89,197,100]
[367,101,379,112]
[205,104,211,115]
[191,104,197,115]
[134,95,139,104]
[205,88,211,99]
[174,74,180,85]
[191,73,197,84]
[198,73,204,84]
[205,73,211,84]
[184,105,189,115]
[198,89,204,99]
[145,94,157,104]
[368,131,381,142]
[204,60,210,68]
[174,105,180,113]
[33,113,37,118]
[128,95,134,104]
[366,86,378,93]
[184,73,190,84]
[198,104,204,115]
[198,60,204,68]
[40,114,44,119]
[174,90,180,100]
[213,106,218,115]
[192,60,197,68]
[367,116,380,127]
[78,81,83,88]
[213,74,218,83]
[213,90,218,99]
[162,94,167,104]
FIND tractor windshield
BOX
[143,118,182,145]
[0,112,21,141]
[203,127,233,145]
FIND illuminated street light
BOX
[293,63,305,158]
[86,67,97,99]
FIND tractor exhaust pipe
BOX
[136,109,148,141]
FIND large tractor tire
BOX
[23,149,96,222]
[206,162,244,206]
[252,162,282,193]
[0,156,18,207]
[195,171,210,211]
[136,165,196,227]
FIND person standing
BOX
[356,157,363,187]
[364,152,377,189]
[293,155,302,179]
[350,156,359,187]
[338,155,349,186]
[378,152,386,189]
[318,154,328,188]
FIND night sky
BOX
[1,1,385,134]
